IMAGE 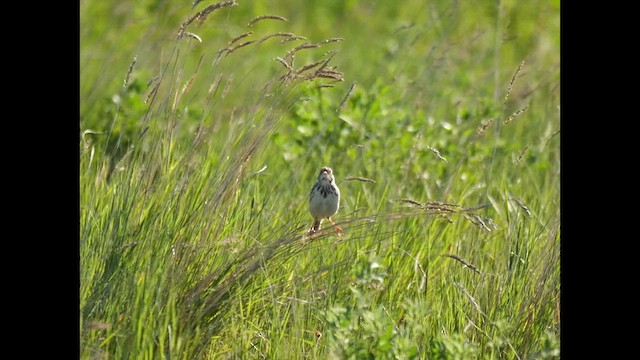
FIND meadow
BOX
[80,0,560,358]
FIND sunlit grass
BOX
[80,1,559,358]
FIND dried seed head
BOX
[247,14,288,27]
[427,146,448,163]
[146,76,159,88]
[295,59,326,74]
[504,60,526,107]
[319,37,344,45]
[184,32,202,43]
[224,40,257,57]
[477,118,494,136]
[144,82,160,104]
[178,1,238,39]
[443,254,482,274]
[512,144,530,166]
[285,42,321,61]
[504,106,528,125]
[344,176,375,183]
[510,197,532,216]
[336,82,356,113]
[227,31,253,46]
[281,35,307,43]
[258,32,303,44]
[399,199,424,207]
[274,57,293,71]
[123,55,137,88]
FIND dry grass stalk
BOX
[510,197,532,216]
[399,199,459,213]
[504,106,528,125]
[224,40,257,56]
[400,199,496,230]
[227,31,253,46]
[184,32,202,43]
[146,76,159,88]
[424,201,460,210]
[319,38,344,45]
[399,198,424,207]
[258,32,303,44]
[285,42,321,61]
[174,77,195,110]
[477,118,494,136]
[336,82,356,113]
[423,204,456,213]
[290,59,345,83]
[316,70,343,81]
[221,74,234,99]
[280,59,344,84]
[182,77,195,97]
[82,129,102,143]
[247,15,288,27]
[274,57,293,71]
[313,54,334,73]
[504,60,526,107]
[463,213,494,231]
[313,59,343,82]
[512,144,530,166]
[178,1,238,39]
[256,82,275,101]
[144,82,160,104]
[212,51,225,67]
[123,55,137,88]
[281,35,307,43]
[344,176,376,183]
[545,130,560,146]
[295,59,326,74]
[443,254,481,274]
[208,73,224,96]
[427,146,448,162]
[454,282,485,315]
[274,37,344,84]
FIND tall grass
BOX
[80,1,559,358]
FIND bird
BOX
[308,167,343,237]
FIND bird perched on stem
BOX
[308,167,343,237]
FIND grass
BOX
[80,0,560,358]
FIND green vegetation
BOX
[80,0,560,358]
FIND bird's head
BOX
[317,167,334,184]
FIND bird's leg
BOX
[307,219,321,238]
[328,217,344,237]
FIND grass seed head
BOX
[123,55,137,88]
[504,60,526,107]
[336,82,356,113]
[505,106,529,125]
[247,15,288,27]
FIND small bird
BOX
[308,167,343,237]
